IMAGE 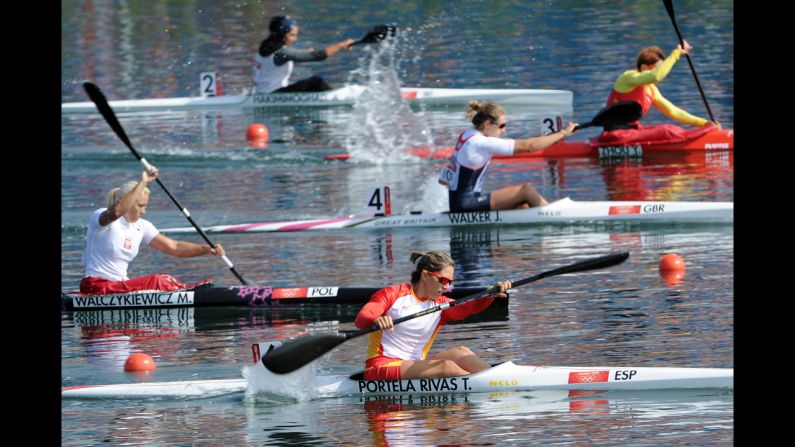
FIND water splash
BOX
[242,361,320,403]
[402,174,450,214]
[343,27,434,164]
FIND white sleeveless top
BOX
[253,52,293,93]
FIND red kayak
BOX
[325,127,733,161]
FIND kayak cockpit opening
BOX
[346,361,511,381]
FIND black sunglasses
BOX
[492,119,507,129]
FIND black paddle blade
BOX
[576,101,642,131]
[592,101,642,127]
[663,0,677,24]
[353,24,396,45]
[83,82,140,158]
[262,333,348,374]
[512,251,629,288]
[537,251,628,279]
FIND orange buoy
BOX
[324,153,351,161]
[659,253,686,272]
[124,353,157,372]
[246,123,269,142]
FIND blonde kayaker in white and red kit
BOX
[355,251,510,380]
[438,101,578,213]
[79,167,224,294]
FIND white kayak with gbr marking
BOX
[160,198,733,235]
[62,360,733,399]
[61,85,573,114]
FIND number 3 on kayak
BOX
[367,186,391,216]
[541,115,564,135]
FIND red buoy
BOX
[659,253,686,272]
[246,123,269,142]
[124,353,157,372]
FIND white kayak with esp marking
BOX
[62,360,732,399]
[313,361,733,396]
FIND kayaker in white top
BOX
[438,101,578,212]
[80,167,225,294]
[253,15,357,93]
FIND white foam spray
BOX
[343,27,435,164]
[242,360,319,403]
[402,174,451,214]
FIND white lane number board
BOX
[541,116,563,135]
[200,72,220,97]
[367,186,391,216]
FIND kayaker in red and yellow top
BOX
[355,251,510,380]
[596,40,721,145]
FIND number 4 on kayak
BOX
[366,186,392,216]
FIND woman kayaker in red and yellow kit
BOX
[597,40,721,144]
[355,251,510,380]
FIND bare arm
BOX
[513,122,578,154]
[99,167,158,226]
[148,233,224,258]
[324,38,355,57]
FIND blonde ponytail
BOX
[105,180,148,208]
[466,101,505,128]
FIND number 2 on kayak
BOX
[200,72,218,97]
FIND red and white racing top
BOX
[355,283,494,361]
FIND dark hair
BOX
[409,251,455,284]
[636,46,665,71]
[260,16,298,57]
[259,37,283,57]
[466,100,506,129]
[269,16,297,37]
